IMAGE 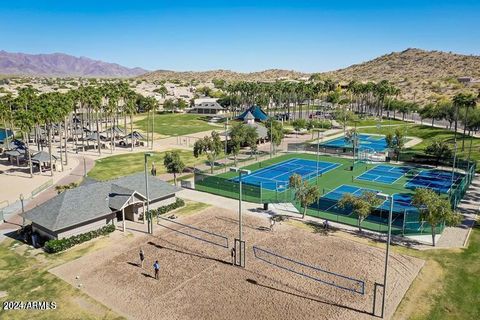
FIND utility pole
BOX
[144,153,152,234]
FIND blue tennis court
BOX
[406,169,463,194]
[378,193,415,213]
[314,185,419,216]
[356,165,411,184]
[314,185,380,215]
[321,134,388,152]
[233,158,341,191]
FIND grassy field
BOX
[358,124,480,168]
[0,237,122,320]
[347,117,405,127]
[195,152,462,235]
[134,113,219,137]
[88,149,207,181]
[288,219,480,320]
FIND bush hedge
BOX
[149,198,185,217]
[44,224,116,253]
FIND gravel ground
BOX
[50,207,424,320]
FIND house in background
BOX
[189,97,226,115]
[22,173,180,240]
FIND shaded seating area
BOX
[119,131,145,147]
[31,151,58,173]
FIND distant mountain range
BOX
[0,51,148,77]
[141,48,480,103]
[141,69,309,82]
[2,48,479,103]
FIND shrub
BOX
[152,198,185,216]
[44,224,115,253]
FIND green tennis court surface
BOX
[195,153,472,235]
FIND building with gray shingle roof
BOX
[189,100,225,115]
[22,173,180,240]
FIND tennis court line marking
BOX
[238,158,341,190]
[403,169,459,193]
[354,165,406,185]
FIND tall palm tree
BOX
[38,93,59,176]
[14,109,35,177]
[0,94,14,148]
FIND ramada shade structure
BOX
[31,151,58,163]
[123,131,145,140]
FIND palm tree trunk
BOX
[146,111,150,148]
[130,114,134,152]
[96,110,101,155]
[58,123,64,171]
[48,126,53,177]
[462,107,469,151]
[25,133,33,178]
[64,117,68,165]
[151,110,155,149]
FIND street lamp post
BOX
[144,153,153,234]
[377,192,394,319]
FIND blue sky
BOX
[1,0,479,72]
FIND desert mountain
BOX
[141,69,309,82]
[141,49,480,103]
[0,51,148,77]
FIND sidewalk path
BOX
[0,155,95,231]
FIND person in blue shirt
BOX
[153,260,160,280]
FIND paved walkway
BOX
[0,155,95,231]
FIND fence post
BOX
[260,182,263,204]
[402,210,406,236]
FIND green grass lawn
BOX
[134,113,219,136]
[0,238,122,320]
[359,124,480,169]
[88,149,207,181]
[347,117,406,127]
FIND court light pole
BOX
[316,129,320,184]
[224,117,229,172]
[144,152,153,234]
[377,192,394,319]
[230,167,250,266]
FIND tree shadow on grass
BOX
[147,240,230,266]
[246,278,374,317]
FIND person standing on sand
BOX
[231,247,236,266]
[269,217,276,232]
[153,260,160,280]
[139,248,145,268]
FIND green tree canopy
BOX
[289,174,320,219]
[164,150,185,186]
[412,188,461,246]
[338,191,382,232]
[193,131,223,173]
[425,139,453,167]
[266,119,284,154]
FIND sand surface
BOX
[50,207,424,320]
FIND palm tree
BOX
[14,109,35,177]
[453,92,477,151]
[0,94,14,148]
[38,93,59,176]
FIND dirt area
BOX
[50,207,424,320]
